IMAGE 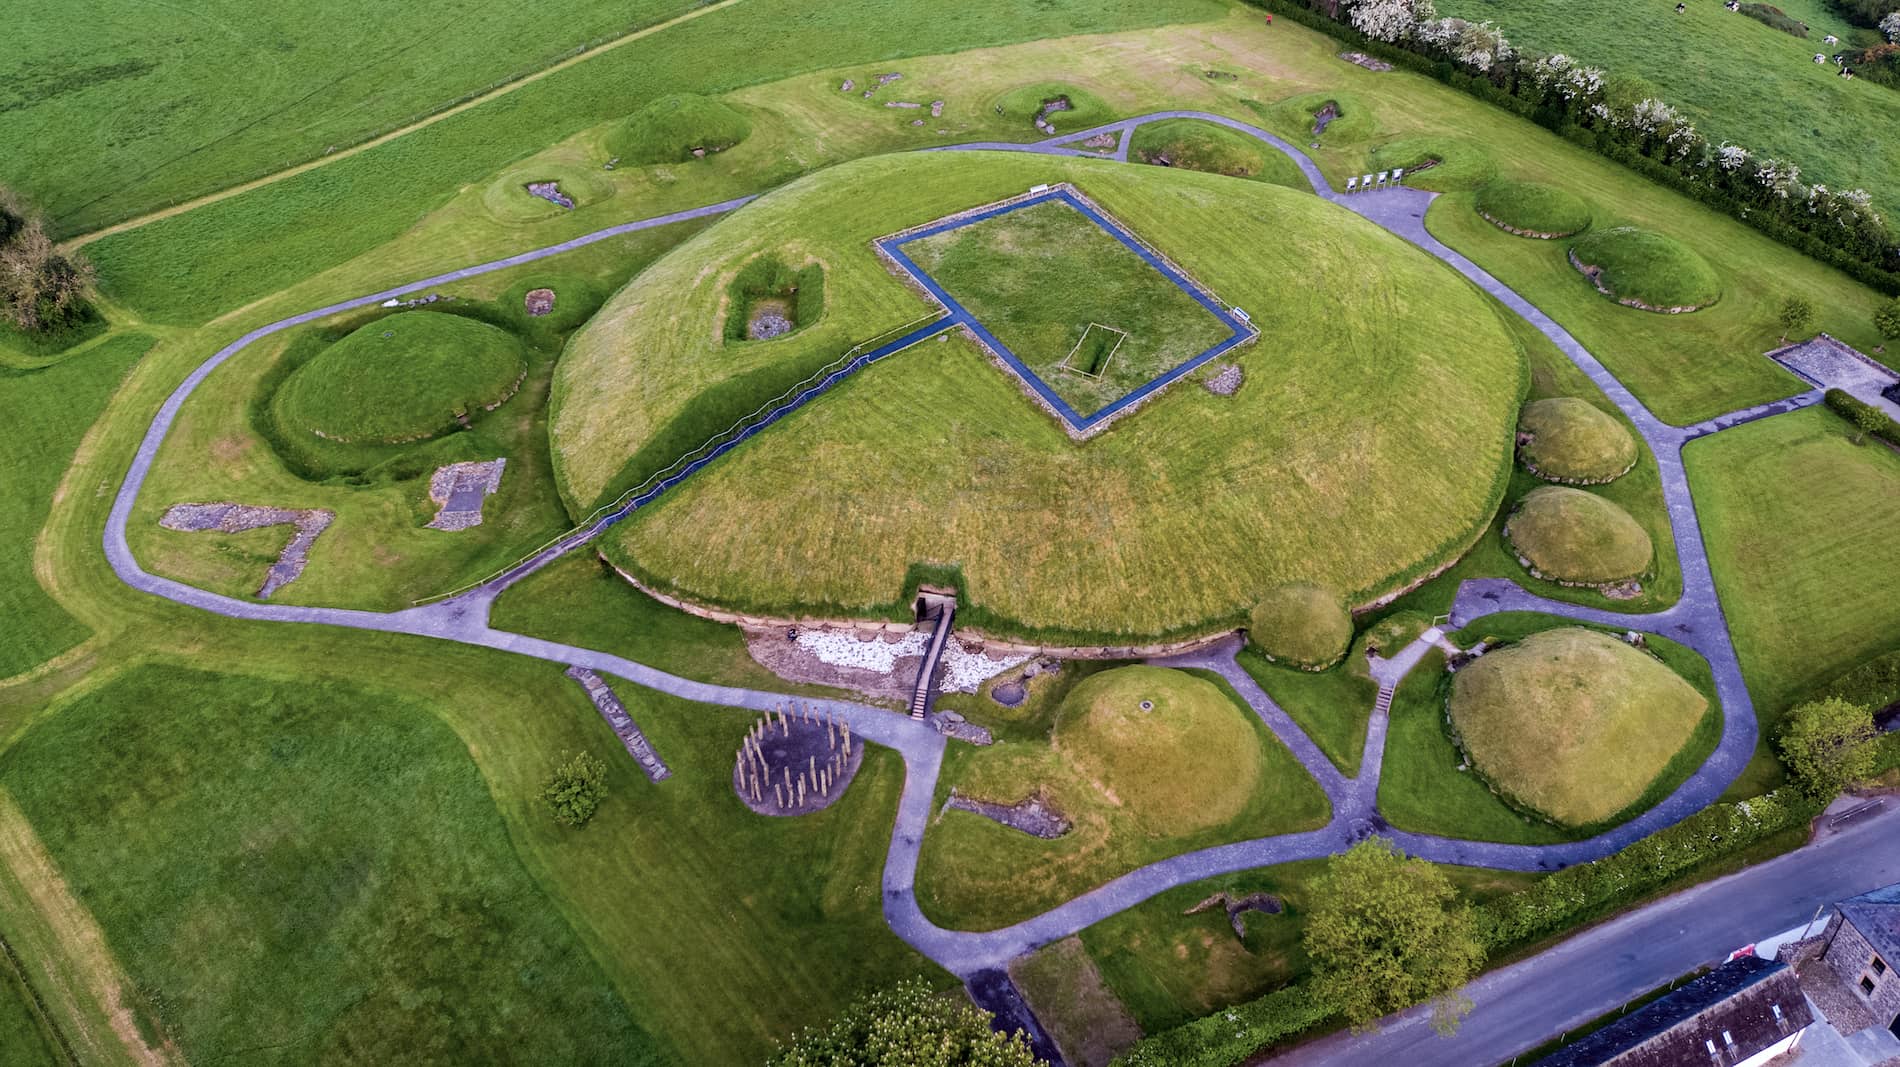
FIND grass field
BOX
[0,961,58,1067]
[0,334,152,679]
[915,667,1329,931]
[1378,616,1724,841]
[902,195,1234,416]
[1128,118,1315,188]
[1441,0,1900,210]
[564,151,1523,641]
[1687,406,1900,792]
[1448,628,1708,827]
[0,663,656,1062]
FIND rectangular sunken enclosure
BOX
[877,184,1256,434]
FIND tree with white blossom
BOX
[1881,11,1900,42]
[1349,0,1435,42]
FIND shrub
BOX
[1247,583,1353,669]
[770,978,1039,1066]
[541,751,609,828]
[1779,697,1879,797]
[1823,388,1900,447]
[1112,982,1329,1066]
[604,93,752,165]
[1777,295,1816,341]
[1738,3,1810,37]
[0,188,95,334]
[1875,296,1900,341]
[1810,647,1900,710]
[1843,43,1900,89]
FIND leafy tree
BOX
[1874,296,1900,343]
[540,750,609,827]
[770,978,1041,1066]
[1303,838,1485,1036]
[1778,697,1877,798]
[1776,295,1816,342]
[0,187,94,334]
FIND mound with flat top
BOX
[273,311,525,445]
[1449,627,1708,827]
[1504,485,1652,584]
[1475,180,1591,238]
[551,150,1525,640]
[1517,397,1638,483]
[1570,226,1719,311]
[1052,666,1263,835]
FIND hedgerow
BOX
[1824,387,1900,447]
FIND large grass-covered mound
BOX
[604,93,752,165]
[1475,180,1591,238]
[1129,119,1312,189]
[1517,397,1638,483]
[1570,226,1720,311]
[1504,485,1653,584]
[551,151,1525,639]
[273,311,525,444]
[1052,666,1263,835]
[1247,583,1353,670]
[1449,627,1708,826]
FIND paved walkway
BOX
[94,113,1824,998]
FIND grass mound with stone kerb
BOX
[1570,226,1720,311]
[1475,180,1592,238]
[1051,666,1264,836]
[604,93,752,165]
[1504,485,1653,585]
[1247,583,1352,670]
[1517,397,1638,483]
[1448,627,1708,827]
[272,311,525,445]
[1128,119,1312,189]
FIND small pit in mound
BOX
[1517,397,1638,483]
[1569,227,1719,312]
[524,288,556,317]
[724,255,823,343]
[524,181,574,210]
[1504,485,1652,585]
[271,310,526,445]
[733,709,863,816]
[1474,180,1591,238]
[1449,627,1707,827]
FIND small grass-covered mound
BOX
[1474,180,1592,238]
[1128,119,1311,190]
[1053,666,1263,835]
[1248,583,1353,670]
[1570,226,1720,311]
[1448,627,1708,826]
[723,255,824,342]
[604,93,752,165]
[273,311,525,444]
[1257,91,1376,145]
[481,160,614,223]
[995,82,1112,133]
[1517,397,1638,483]
[1366,137,1497,192]
[1504,485,1653,584]
[498,272,605,336]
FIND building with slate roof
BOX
[1531,955,1812,1067]
[1822,881,1900,1037]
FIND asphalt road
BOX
[1266,803,1900,1067]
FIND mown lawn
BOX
[915,667,1330,931]
[0,663,656,1064]
[0,962,58,1067]
[573,151,1523,641]
[0,333,152,679]
[1687,406,1900,792]
[903,196,1233,416]
[1442,0,1900,210]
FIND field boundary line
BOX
[0,791,182,1067]
[60,0,749,251]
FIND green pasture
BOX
[0,962,57,1067]
[905,196,1231,415]
[1688,406,1900,793]
[567,151,1523,641]
[1442,0,1900,209]
[915,667,1329,931]
[0,333,151,679]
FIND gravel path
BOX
[96,114,1813,989]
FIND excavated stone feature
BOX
[1186,891,1285,940]
[425,458,506,531]
[944,787,1070,838]
[564,666,670,781]
[158,502,334,598]
[734,707,863,816]
[1204,363,1243,395]
[524,288,556,316]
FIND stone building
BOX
[1820,882,1900,1037]
[1532,955,1812,1067]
